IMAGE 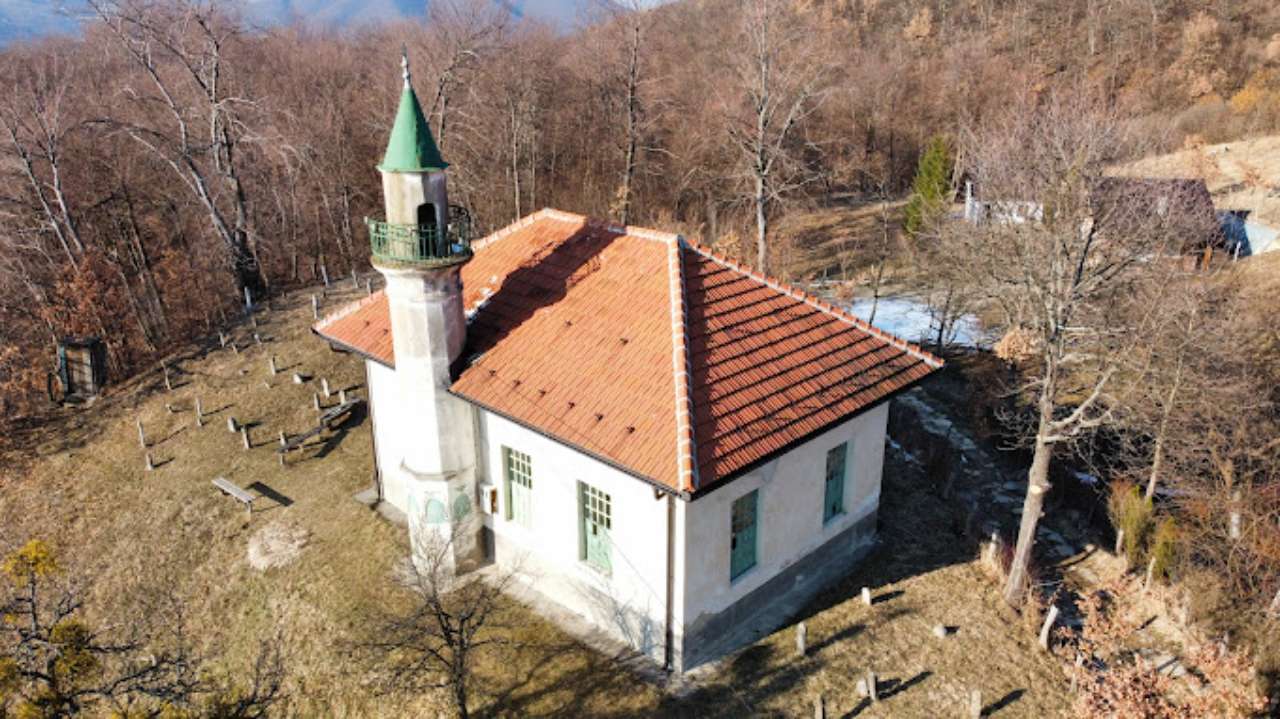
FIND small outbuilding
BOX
[55,336,107,401]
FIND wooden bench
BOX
[277,398,365,464]
[213,476,255,514]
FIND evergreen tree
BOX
[904,135,954,237]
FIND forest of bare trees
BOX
[2,0,1275,417]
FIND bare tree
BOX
[719,0,831,275]
[90,0,266,298]
[942,89,1198,606]
[361,514,512,719]
[0,49,85,268]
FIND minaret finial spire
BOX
[401,46,411,86]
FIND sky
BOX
[0,0,592,45]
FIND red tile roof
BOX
[315,209,942,495]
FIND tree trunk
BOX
[1004,382,1056,606]
[755,173,768,274]
[1146,355,1183,500]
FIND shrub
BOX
[1149,518,1178,583]
[1108,482,1154,567]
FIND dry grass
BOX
[1,282,1073,717]
[774,200,909,286]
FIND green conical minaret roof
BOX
[379,53,448,173]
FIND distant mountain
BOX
[0,0,593,46]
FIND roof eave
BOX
[685,367,942,501]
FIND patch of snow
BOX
[847,296,992,349]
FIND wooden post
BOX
[312,294,319,320]
[320,378,330,398]
[338,388,347,405]
[795,622,807,657]
[1114,529,1125,557]
[968,689,982,718]
[227,416,237,433]
[365,278,373,295]
[1038,605,1059,650]
[292,373,304,385]
[278,431,287,447]
[219,331,227,348]
[244,286,252,312]
[195,397,204,428]
[812,694,824,719]
[268,356,277,375]
[866,671,877,703]
[136,418,147,449]
[352,268,359,288]
[162,362,172,391]
[1144,556,1158,591]
[313,393,321,412]
[861,587,872,606]
[321,264,330,287]
[145,452,154,471]
[241,426,251,450]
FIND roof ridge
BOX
[314,289,385,332]
[471,208,562,252]
[666,235,700,493]
[684,242,945,369]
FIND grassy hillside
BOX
[0,281,1074,717]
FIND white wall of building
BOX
[478,410,673,663]
[369,355,891,668]
[367,359,416,512]
[681,403,888,630]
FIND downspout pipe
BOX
[664,492,676,672]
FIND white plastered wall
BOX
[681,402,888,629]
[479,410,672,664]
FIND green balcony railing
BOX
[367,207,472,266]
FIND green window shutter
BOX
[503,447,533,527]
[580,482,612,574]
[730,490,758,580]
[425,498,447,524]
[824,443,847,523]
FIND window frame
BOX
[730,489,759,581]
[824,442,848,524]
[502,446,533,528]
[578,481,613,575]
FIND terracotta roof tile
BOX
[314,208,943,495]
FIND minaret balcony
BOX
[367,209,472,268]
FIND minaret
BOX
[371,51,478,568]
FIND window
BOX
[730,490,758,580]
[425,498,448,524]
[579,483,612,574]
[824,443,847,523]
[503,447,533,528]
